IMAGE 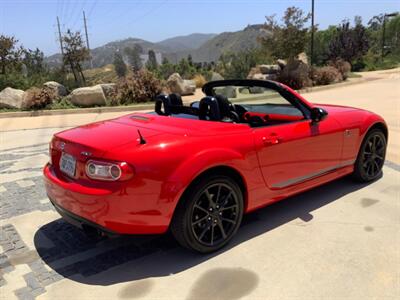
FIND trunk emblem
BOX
[81,151,92,157]
[60,142,65,150]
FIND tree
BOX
[328,17,369,65]
[146,49,158,71]
[62,30,90,85]
[113,52,127,77]
[158,57,176,79]
[22,48,45,76]
[310,26,337,65]
[259,6,311,60]
[0,35,22,74]
[124,45,142,71]
[176,58,195,79]
[218,51,259,79]
[187,54,193,66]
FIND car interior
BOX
[153,85,306,127]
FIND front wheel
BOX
[171,175,243,253]
[353,129,387,182]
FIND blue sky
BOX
[1,0,399,55]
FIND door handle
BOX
[262,134,283,145]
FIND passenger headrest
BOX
[155,94,171,116]
[199,96,221,121]
[169,93,183,106]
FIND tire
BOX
[353,129,387,182]
[171,175,244,253]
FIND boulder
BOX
[276,59,287,69]
[43,81,67,98]
[167,73,196,96]
[99,83,116,98]
[215,86,237,98]
[0,87,25,109]
[248,73,278,81]
[21,87,53,110]
[297,52,309,65]
[70,85,107,107]
[259,64,280,74]
[247,67,261,79]
[210,72,224,81]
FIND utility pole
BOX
[56,17,64,57]
[310,0,315,66]
[83,10,93,69]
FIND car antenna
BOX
[137,129,146,145]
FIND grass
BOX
[348,72,362,78]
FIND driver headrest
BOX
[169,93,183,106]
[215,94,232,119]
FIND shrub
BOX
[312,66,343,86]
[277,59,312,89]
[47,97,77,110]
[192,74,207,88]
[22,86,55,110]
[112,69,163,105]
[329,59,351,80]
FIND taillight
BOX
[85,160,134,181]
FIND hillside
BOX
[171,24,265,62]
[45,24,264,68]
[157,33,217,52]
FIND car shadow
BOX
[34,175,377,285]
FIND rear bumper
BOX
[43,163,170,234]
[49,197,118,236]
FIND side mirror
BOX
[310,107,328,123]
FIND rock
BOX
[276,59,287,69]
[248,73,278,81]
[247,67,261,79]
[297,52,309,65]
[259,64,280,74]
[21,87,53,110]
[167,73,196,96]
[99,83,116,98]
[0,87,25,109]
[215,86,237,98]
[210,72,224,81]
[70,85,107,107]
[43,81,68,98]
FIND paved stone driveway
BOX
[0,143,183,299]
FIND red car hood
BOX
[316,103,360,113]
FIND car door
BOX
[254,117,343,190]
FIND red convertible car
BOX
[44,80,387,253]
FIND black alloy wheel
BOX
[171,175,243,253]
[353,129,386,182]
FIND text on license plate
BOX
[60,153,76,177]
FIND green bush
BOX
[112,69,163,105]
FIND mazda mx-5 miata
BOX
[44,79,387,253]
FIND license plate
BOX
[60,152,76,177]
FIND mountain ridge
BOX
[45,24,264,67]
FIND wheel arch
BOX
[172,165,248,220]
[366,122,388,141]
